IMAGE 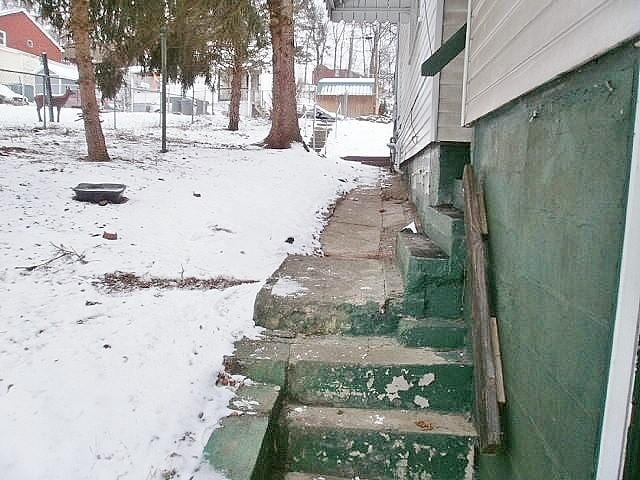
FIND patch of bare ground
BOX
[98,271,258,292]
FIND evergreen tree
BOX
[264,0,301,148]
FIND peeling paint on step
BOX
[413,395,430,408]
[384,375,412,400]
[418,372,436,386]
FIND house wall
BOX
[0,12,62,62]
[472,42,638,480]
[436,0,470,143]
[0,45,40,89]
[462,0,640,124]
[395,0,471,165]
[394,0,439,163]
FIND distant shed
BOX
[316,77,376,117]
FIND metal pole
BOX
[41,53,54,122]
[247,71,252,118]
[113,100,117,129]
[191,87,195,124]
[160,26,168,153]
[312,103,316,151]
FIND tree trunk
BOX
[370,25,380,114]
[69,0,109,161]
[265,0,301,149]
[228,57,243,131]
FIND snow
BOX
[270,277,308,297]
[323,118,393,158]
[0,104,381,479]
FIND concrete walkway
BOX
[253,174,416,335]
[207,171,477,480]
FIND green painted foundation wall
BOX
[472,43,638,479]
[401,142,470,218]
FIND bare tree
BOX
[296,0,329,82]
[331,21,345,70]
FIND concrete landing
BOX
[254,176,414,335]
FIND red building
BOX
[0,8,63,62]
[312,65,362,85]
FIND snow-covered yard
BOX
[0,105,382,479]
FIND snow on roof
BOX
[0,8,64,52]
[318,77,375,84]
[32,60,78,80]
[317,77,375,96]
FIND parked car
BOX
[300,104,338,122]
[0,84,29,105]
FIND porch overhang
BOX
[325,0,411,24]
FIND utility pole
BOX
[41,53,54,122]
[160,25,168,153]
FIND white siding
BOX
[463,0,640,124]
[437,0,471,142]
[395,0,440,163]
[395,0,471,164]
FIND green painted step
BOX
[453,179,465,212]
[422,205,465,258]
[204,383,282,480]
[284,405,476,480]
[224,335,292,387]
[287,336,473,412]
[395,231,463,319]
[285,473,356,480]
[397,316,467,349]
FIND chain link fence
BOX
[0,66,220,128]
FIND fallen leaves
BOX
[97,271,258,292]
[415,420,434,431]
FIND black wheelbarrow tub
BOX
[72,183,126,203]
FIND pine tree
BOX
[264,0,301,149]
[31,0,110,160]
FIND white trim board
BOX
[596,64,640,480]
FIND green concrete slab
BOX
[397,316,467,349]
[285,405,476,479]
[287,336,473,412]
[254,256,400,335]
[403,279,464,319]
[204,384,282,480]
[396,231,451,283]
[224,337,292,386]
[285,473,358,480]
[422,205,465,259]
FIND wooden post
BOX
[463,164,502,453]
[41,53,55,122]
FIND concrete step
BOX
[285,473,357,480]
[423,205,465,265]
[284,405,476,480]
[395,231,463,319]
[223,335,293,387]
[397,316,467,349]
[287,336,472,412]
[253,255,403,335]
[203,383,282,480]
[453,179,464,212]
